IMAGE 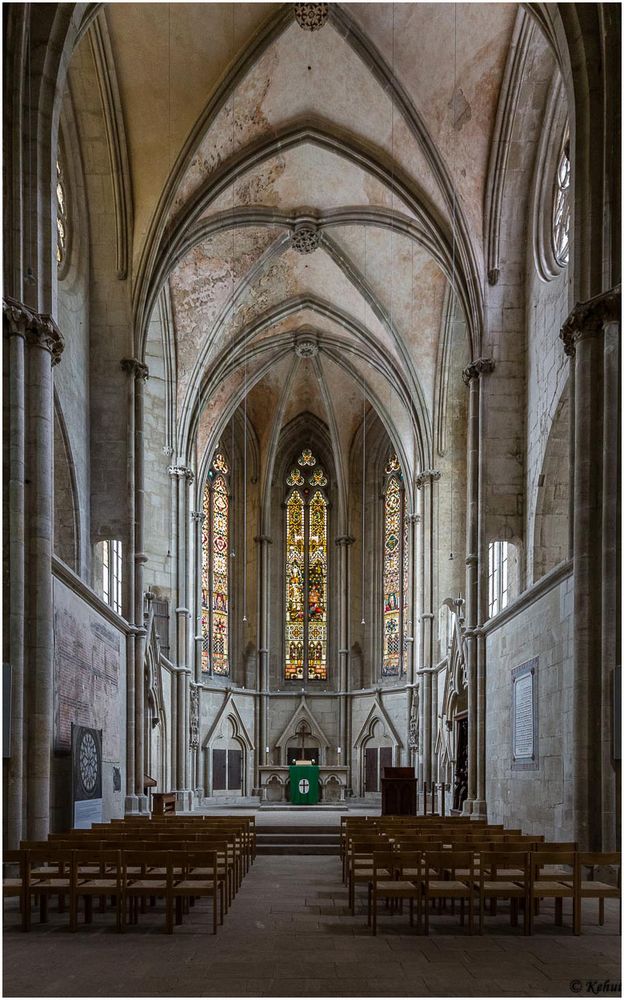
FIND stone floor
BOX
[3,855,621,998]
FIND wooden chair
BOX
[369,850,422,935]
[477,850,530,934]
[3,850,25,919]
[122,850,173,933]
[347,837,383,914]
[72,848,123,932]
[421,850,477,934]
[22,847,75,931]
[570,853,621,935]
[170,850,221,934]
[528,850,577,933]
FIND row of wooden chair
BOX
[4,814,256,934]
[4,846,222,934]
[339,816,620,935]
[367,848,621,936]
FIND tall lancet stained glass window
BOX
[382,454,407,677]
[201,453,230,675]
[285,449,328,681]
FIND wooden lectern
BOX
[381,766,418,815]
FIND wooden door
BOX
[379,746,393,779]
[212,749,227,791]
[227,748,242,790]
[365,747,378,792]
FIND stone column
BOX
[121,359,149,812]
[415,469,440,787]
[336,536,354,767]
[3,299,32,846]
[120,359,144,813]
[560,286,620,850]
[169,463,194,806]
[255,534,271,790]
[406,512,419,686]
[462,357,494,817]
[190,510,206,684]
[25,311,64,840]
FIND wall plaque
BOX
[511,658,538,770]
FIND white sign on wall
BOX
[511,658,539,770]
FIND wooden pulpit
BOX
[381,766,417,815]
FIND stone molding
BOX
[120,357,149,380]
[462,357,495,385]
[168,464,194,483]
[415,469,441,489]
[291,220,320,254]
[3,296,64,365]
[254,534,273,544]
[294,4,329,31]
[560,284,621,357]
[3,296,35,337]
[27,314,64,366]
[295,338,319,358]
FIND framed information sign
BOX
[71,724,103,828]
[511,658,538,770]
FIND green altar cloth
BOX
[289,764,320,805]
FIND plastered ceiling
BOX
[95,3,520,479]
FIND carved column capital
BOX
[415,469,441,490]
[3,296,36,338]
[560,284,621,357]
[120,357,149,380]
[168,464,194,484]
[190,511,206,524]
[254,535,273,545]
[462,357,495,385]
[406,512,420,524]
[335,535,356,547]
[27,313,64,366]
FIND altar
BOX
[289,763,319,804]
[258,764,349,802]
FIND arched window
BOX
[382,454,407,678]
[201,453,230,675]
[285,449,328,681]
[552,133,570,267]
[56,157,68,269]
[488,540,510,618]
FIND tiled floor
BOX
[3,855,620,998]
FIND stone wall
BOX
[525,257,570,585]
[51,571,126,830]
[485,566,574,840]
[143,310,174,598]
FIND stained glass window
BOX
[552,134,570,267]
[285,450,328,681]
[201,453,230,675]
[56,159,68,268]
[382,455,407,678]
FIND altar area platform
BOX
[258,764,349,802]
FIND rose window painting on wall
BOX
[382,456,407,678]
[201,453,230,675]
[285,450,328,681]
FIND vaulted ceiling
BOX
[78,2,524,482]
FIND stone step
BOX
[256,824,340,838]
[256,843,340,856]
[256,832,339,845]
